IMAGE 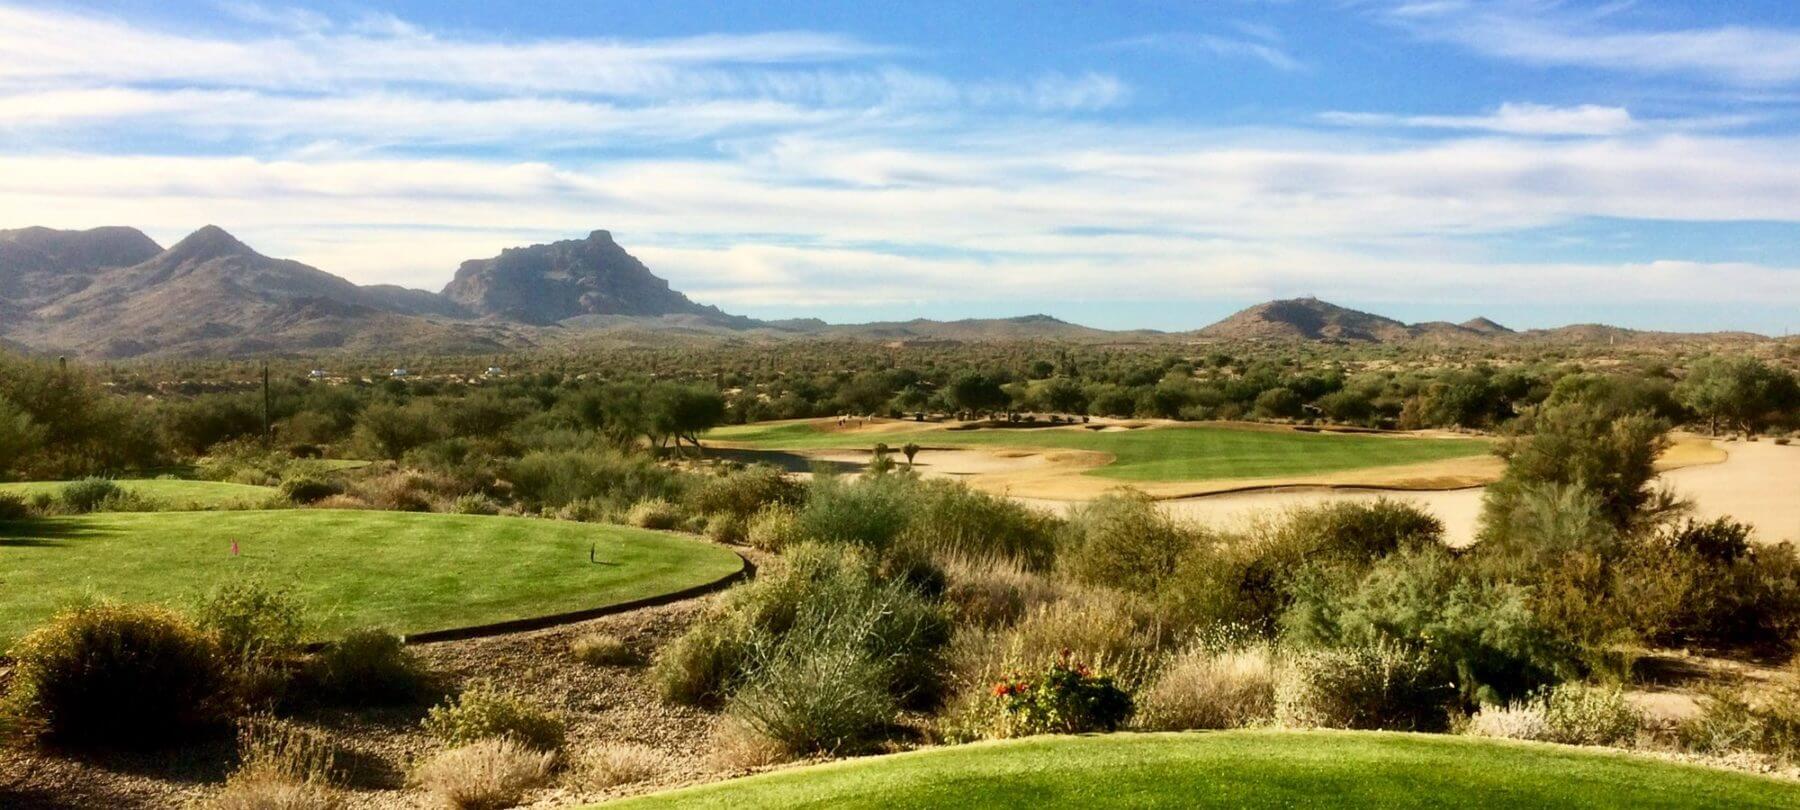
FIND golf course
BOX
[603,730,1800,809]
[707,419,1492,484]
[0,509,745,644]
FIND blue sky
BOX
[3,1,1800,333]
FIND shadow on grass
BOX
[0,517,124,545]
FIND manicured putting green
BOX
[708,421,1489,482]
[0,510,743,645]
[0,478,277,510]
[602,730,1800,809]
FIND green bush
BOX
[726,615,899,756]
[1274,641,1455,732]
[452,493,502,515]
[424,681,566,753]
[195,580,307,705]
[1060,491,1196,594]
[655,543,951,711]
[1281,545,1576,704]
[507,448,684,510]
[1679,684,1800,761]
[746,504,805,552]
[627,497,684,530]
[692,464,803,519]
[705,511,748,544]
[992,652,1134,736]
[59,476,120,512]
[898,478,1059,570]
[303,628,432,706]
[0,491,32,520]
[1,602,231,747]
[793,474,913,551]
[278,474,342,505]
[1540,683,1642,746]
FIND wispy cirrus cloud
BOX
[1381,1,1800,86]
[1102,30,1304,72]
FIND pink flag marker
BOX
[230,539,240,556]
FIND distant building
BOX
[390,368,409,379]
[484,366,504,377]
[308,369,328,379]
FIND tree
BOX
[353,401,440,460]
[1033,377,1088,415]
[902,442,921,468]
[946,373,1008,417]
[646,384,726,455]
[1677,355,1796,436]
[1479,401,1673,535]
[0,395,46,479]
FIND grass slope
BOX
[709,421,1489,482]
[604,730,1800,809]
[0,478,277,510]
[0,510,743,645]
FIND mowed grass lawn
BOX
[0,510,743,645]
[0,478,277,510]
[603,730,1800,809]
[708,421,1490,482]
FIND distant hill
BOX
[7,226,525,358]
[444,230,744,326]
[0,226,163,309]
[1198,297,1432,342]
[0,225,1773,357]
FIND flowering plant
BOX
[992,649,1133,735]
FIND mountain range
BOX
[0,225,1772,358]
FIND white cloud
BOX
[1321,103,1638,136]
[1383,1,1800,86]
[1105,32,1304,72]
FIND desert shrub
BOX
[2,602,231,747]
[1463,699,1549,742]
[414,739,554,810]
[215,715,343,809]
[424,682,566,753]
[0,491,32,520]
[59,476,119,512]
[571,633,637,667]
[691,464,803,519]
[725,614,900,756]
[304,628,432,706]
[1539,683,1642,746]
[278,474,342,505]
[1135,641,1277,731]
[1637,519,1800,650]
[1274,641,1455,732]
[1680,679,1800,761]
[745,504,804,552]
[705,511,747,544]
[655,543,951,711]
[567,743,665,791]
[195,580,306,705]
[897,479,1060,570]
[627,497,684,530]
[792,474,913,551]
[1282,545,1576,704]
[348,469,437,512]
[940,554,1064,627]
[705,717,793,770]
[1060,491,1196,594]
[507,448,684,511]
[1263,499,1444,569]
[453,493,502,515]
[311,494,370,510]
[990,652,1133,736]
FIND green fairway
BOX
[0,478,278,510]
[602,730,1800,809]
[0,510,744,645]
[708,421,1489,482]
